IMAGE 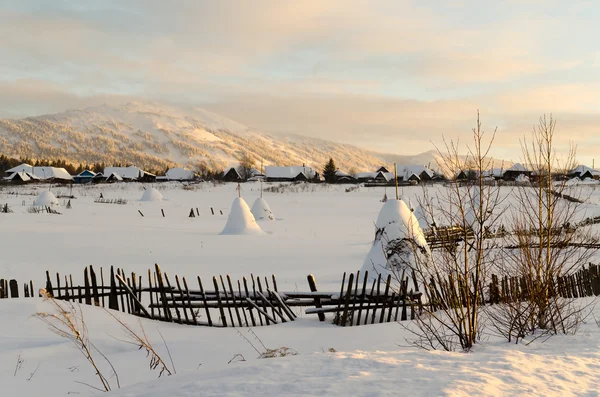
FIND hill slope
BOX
[0,101,441,173]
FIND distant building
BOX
[394,165,434,182]
[165,167,196,181]
[73,170,96,184]
[568,165,600,180]
[103,166,156,182]
[2,171,39,184]
[6,164,73,182]
[223,167,242,182]
[503,163,531,181]
[264,166,316,182]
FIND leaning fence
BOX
[1,263,599,329]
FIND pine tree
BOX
[323,158,337,183]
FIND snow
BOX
[33,190,59,206]
[221,197,264,235]
[1,182,600,396]
[251,197,274,221]
[140,188,164,202]
[2,297,600,397]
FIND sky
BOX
[1,0,600,164]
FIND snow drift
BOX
[140,188,164,202]
[221,197,264,235]
[251,197,274,221]
[34,191,59,207]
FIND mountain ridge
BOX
[0,101,448,173]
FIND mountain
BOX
[0,101,442,173]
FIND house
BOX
[482,168,505,180]
[92,172,105,183]
[354,170,394,183]
[103,166,156,182]
[376,166,390,173]
[568,165,600,180]
[73,170,96,184]
[395,165,434,183]
[334,170,357,184]
[503,163,531,181]
[264,166,317,182]
[223,167,242,182]
[455,170,468,180]
[166,167,196,181]
[6,164,73,182]
[105,172,124,183]
[3,172,39,184]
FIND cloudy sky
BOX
[1,0,599,164]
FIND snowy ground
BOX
[1,181,600,396]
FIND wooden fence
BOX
[2,263,600,328]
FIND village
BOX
[2,160,600,186]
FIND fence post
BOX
[307,275,325,321]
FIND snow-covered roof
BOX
[77,170,96,177]
[569,165,600,176]
[104,166,155,179]
[354,171,393,181]
[264,166,316,179]
[335,170,351,177]
[3,172,39,182]
[106,172,123,181]
[166,167,195,180]
[506,163,528,172]
[394,165,434,179]
[482,168,505,178]
[355,172,376,179]
[6,164,73,180]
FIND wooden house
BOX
[223,167,242,182]
[503,163,531,181]
[73,170,96,184]
[103,166,156,182]
[264,166,316,182]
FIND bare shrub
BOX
[407,111,504,351]
[490,115,598,342]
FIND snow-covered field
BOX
[1,181,600,396]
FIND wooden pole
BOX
[394,162,398,200]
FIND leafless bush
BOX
[408,111,504,351]
[493,115,598,341]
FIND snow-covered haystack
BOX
[221,197,264,235]
[251,197,274,221]
[140,188,163,202]
[34,191,59,207]
[360,199,430,295]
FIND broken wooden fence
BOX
[303,271,424,327]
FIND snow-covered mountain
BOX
[0,101,441,173]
